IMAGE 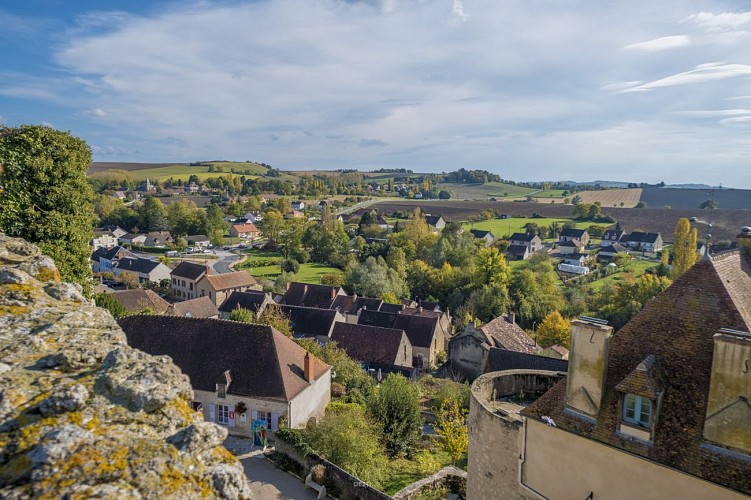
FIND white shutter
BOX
[209,403,216,422]
[229,406,236,427]
[271,413,279,431]
[251,410,257,422]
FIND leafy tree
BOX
[166,199,202,237]
[464,284,510,323]
[304,402,387,487]
[256,305,293,336]
[635,201,647,208]
[433,399,468,464]
[473,247,510,287]
[588,274,671,330]
[671,218,698,279]
[367,374,422,457]
[229,306,255,323]
[0,125,95,294]
[94,293,127,319]
[204,203,228,246]
[438,190,451,199]
[345,256,409,299]
[320,271,345,287]
[118,271,140,290]
[588,204,601,220]
[535,310,571,348]
[699,199,718,210]
[259,209,284,244]
[138,196,169,231]
[93,194,124,223]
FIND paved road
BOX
[242,453,317,500]
[212,250,241,274]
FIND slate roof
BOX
[425,215,444,226]
[510,232,536,242]
[599,244,628,254]
[625,231,660,244]
[485,348,568,373]
[186,234,210,243]
[358,309,440,348]
[114,257,162,274]
[96,246,133,262]
[560,239,584,248]
[278,304,341,338]
[470,229,494,239]
[218,290,270,314]
[168,296,219,318]
[119,316,330,402]
[380,303,405,314]
[480,315,541,354]
[506,244,530,257]
[203,271,257,291]
[560,228,587,238]
[280,282,343,309]
[522,250,751,494]
[171,261,207,280]
[110,289,170,314]
[330,323,409,366]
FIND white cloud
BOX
[683,11,751,31]
[624,35,691,51]
[616,63,751,93]
[452,0,469,21]
[720,115,751,124]
[85,108,107,118]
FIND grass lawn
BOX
[435,182,537,200]
[532,189,568,198]
[463,217,612,240]
[238,251,340,284]
[584,259,657,291]
[382,447,466,495]
[123,161,268,182]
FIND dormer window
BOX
[623,394,653,428]
[216,383,227,398]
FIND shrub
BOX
[281,259,300,273]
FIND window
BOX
[257,410,272,427]
[189,282,193,291]
[216,383,227,398]
[217,404,229,425]
[623,394,652,427]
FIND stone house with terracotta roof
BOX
[195,271,260,306]
[447,315,541,382]
[467,230,751,499]
[229,223,260,239]
[119,316,332,436]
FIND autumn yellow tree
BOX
[433,399,468,464]
[535,310,571,348]
[672,218,698,279]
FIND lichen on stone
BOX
[0,233,252,499]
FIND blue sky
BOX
[1,1,751,188]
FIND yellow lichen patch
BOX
[0,305,31,316]
[161,398,200,426]
[210,446,236,464]
[34,444,129,493]
[35,266,60,282]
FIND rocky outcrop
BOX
[0,234,252,498]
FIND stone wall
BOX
[0,234,252,498]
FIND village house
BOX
[229,223,260,239]
[195,271,260,306]
[218,290,274,320]
[185,235,211,248]
[623,231,664,252]
[425,215,446,232]
[144,231,173,248]
[558,238,585,255]
[91,246,136,274]
[90,230,119,251]
[357,308,446,369]
[108,289,170,315]
[278,305,344,343]
[598,243,629,262]
[119,316,332,436]
[447,315,542,382]
[469,229,496,246]
[542,344,570,360]
[279,282,348,309]
[291,200,305,211]
[560,252,590,267]
[112,256,172,284]
[166,296,219,319]
[506,232,542,260]
[559,227,590,246]
[118,233,147,247]
[467,229,751,499]
[330,322,413,374]
[170,261,207,300]
[601,222,625,246]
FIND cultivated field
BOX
[572,188,642,208]
[434,182,537,200]
[639,187,751,210]
[88,161,269,182]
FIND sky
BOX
[1,1,750,188]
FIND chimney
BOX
[509,312,516,325]
[419,306,423,313]
[738,226,751,253]
[205,264,211,276]
[331,287,336,299]
[703,329,751,454]
[304,352,315,383]
[285,281,292,291]
[565,317,613,419]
